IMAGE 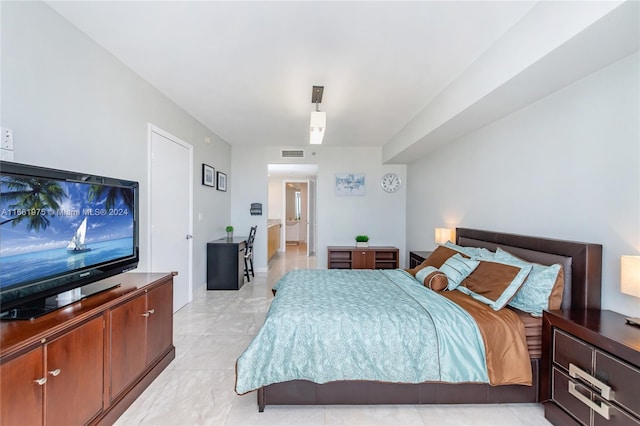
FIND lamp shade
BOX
[310,111,326,145]
[434,228,453,245]
[621,255,640,297]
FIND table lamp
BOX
[435,228,453,245]
[621,255,640,326]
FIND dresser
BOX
[541,309,640,425]
[327,246,399,269]
[206,237,247,290]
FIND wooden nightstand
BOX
[541,309,640,425]
[409,251,432,268]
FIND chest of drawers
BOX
[542,309,640,425]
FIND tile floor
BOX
[114,245,551,426]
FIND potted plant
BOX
[226,225,234,239]
[355,235,369,248]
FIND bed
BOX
[236,228,602,412]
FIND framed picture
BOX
[202,164,215,187]
[217,171,227,192]
[335,173,365,196]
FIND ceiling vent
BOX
[280,149,305,159]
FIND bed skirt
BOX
[257,359,539,412]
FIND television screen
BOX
[0,161,139,317]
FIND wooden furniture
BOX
[327,246,399,269]
[0,273,175,426]
[541,309,640,425]
[257,228,603,411]
[409,250,433,268]
[244,226,257,282]
[207,236,247,290]
[267,222,281,261]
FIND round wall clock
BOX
[380,173,401,193]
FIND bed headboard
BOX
[456,228,602,311]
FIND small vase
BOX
[227,232,233,239]
[356,242,368,248]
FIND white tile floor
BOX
[114,245,551,426]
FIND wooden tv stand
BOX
[0,272,176,426]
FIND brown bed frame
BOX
[257,228,602,411]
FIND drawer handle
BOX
[141,312,150,317]
[147,309,155,315]
[569,363,612,400]
[568,381,610,420]
[34,377,47,386]
[48,368,61,377]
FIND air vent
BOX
[281,149,305,159]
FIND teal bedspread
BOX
[235,269,489,394]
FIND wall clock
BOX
[380,173,401,193]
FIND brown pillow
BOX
[406,245,467,276]
[419,270,448,291]
[461,261,523,303]
[547,267,565,310]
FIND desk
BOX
[206,237,247,290]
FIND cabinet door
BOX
[352,250,374,269]
[146,281,174,365]
[110,294,147,399]
[46,316,104,426]
[0,347,44,426]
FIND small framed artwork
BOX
[335,173,365,196]
[202,164,215,187]
[217,171,227,192]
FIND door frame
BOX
[147,123,194,305]
[281,179,317,255]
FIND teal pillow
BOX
[439,254,480,290]
[444,241,495,260]
[494,248,562,316]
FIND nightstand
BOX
[541,309,640,425]
[409,251,432,268]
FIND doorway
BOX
[148,125,193,312]
[267,164,318,264]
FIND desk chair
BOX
[244,226,257,282]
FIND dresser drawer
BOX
[554,329,593,373]
[594,350,640,419]
[592,395,640,426]
[552,367,591,426]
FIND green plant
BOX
[226,225,234,232]
[355,235,369,242]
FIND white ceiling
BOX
[47,1,537,148]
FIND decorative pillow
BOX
[439,254,480,290]
[406,245,467,276]
[444,241,495,260]
[415,266,448,291]
[494,248,564,316]
[456,259,532,310]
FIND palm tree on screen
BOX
[88,184,133,211]
[0,177,67,231]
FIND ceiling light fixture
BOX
[310,85,325,145]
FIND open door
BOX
[307,177,317,256]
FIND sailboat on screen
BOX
[67,217,91,253]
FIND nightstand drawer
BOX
[595,350,640,419]
[552,367,591,425]
[553,367,640,426]
[554,329,593,373]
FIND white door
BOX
[307,178,317,256]
[149,125,193,312]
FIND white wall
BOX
[232,147,407,270]
[1,2,231,290]
[406,52,640,317]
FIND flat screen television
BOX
[0,161,139,319]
